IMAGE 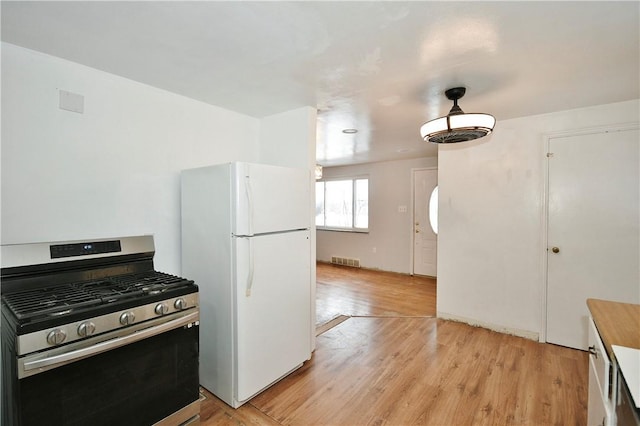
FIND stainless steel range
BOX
[1,235,200,426]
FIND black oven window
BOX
[18,326,199,426]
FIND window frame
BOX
[316,175,369,233]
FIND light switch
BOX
[59,90,84,114]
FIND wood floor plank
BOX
[199,387,279,425]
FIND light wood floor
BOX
[200,263,588,425]
[315,262,437,325]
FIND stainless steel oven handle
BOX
[23,311,199,373]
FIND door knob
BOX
[551,247,560,253]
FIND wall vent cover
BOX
[331,256,361,268]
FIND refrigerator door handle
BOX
[244,174,254,237]
[246,237,254,297]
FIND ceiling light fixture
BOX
[420,87,495,144]
[342,128,358,134]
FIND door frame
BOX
[540,122,639,343]
[410,166,438,276]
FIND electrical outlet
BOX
[398,205,407,213]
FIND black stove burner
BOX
[2,271,194,322]
[109,272,192,295]
[78,279,146,302]
[2,285,102,320]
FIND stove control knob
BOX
[120,311,135,325]
[155,303,169,315]
[77,321,96,337]
[174,298,187,310]
[47,329,66,345]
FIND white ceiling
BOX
[2,1,638,167]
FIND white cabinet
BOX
[589,363,608,426]
[587,317,616,426]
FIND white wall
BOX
[316,156,437,274]
[437,99,640,339]
[0,43,313,275]
[259,106,317,170]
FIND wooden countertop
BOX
[587,298,640,360]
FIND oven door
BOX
[14,317,199,426]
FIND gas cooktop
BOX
[3,270,194,322]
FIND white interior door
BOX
[546,127,639,350]
[413,168,438,276]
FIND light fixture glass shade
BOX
[420,112,495,144]
[448,113,495,130]
[420,117,449,138]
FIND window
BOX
[316,177,368,231]
[429,185,438,234]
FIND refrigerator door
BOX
[233,230,311,404]
[233,162,310,236]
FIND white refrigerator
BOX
[180,162,312,408]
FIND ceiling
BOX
[2,1,638,167]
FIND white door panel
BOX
[234,230,311,402]
[413,169,438,276]
[233,162,310,235]
[546,128,639,350]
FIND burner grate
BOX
[2,271,195,321]
[2,285,101,320]
[109,271,194,294]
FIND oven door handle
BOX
[21,311,199,377]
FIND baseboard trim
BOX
[437,311,540,341]
[317,260,415,277]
